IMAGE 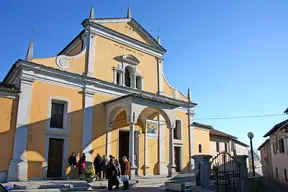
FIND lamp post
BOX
[248,132,255,177]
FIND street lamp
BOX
[248,132,255,177]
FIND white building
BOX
[263,119,288,184]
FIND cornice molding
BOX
[17,60,196,109]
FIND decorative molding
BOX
[56,56,69,69]
[56,44,87,70]
[172,88,179,99]
[122,54,140,65]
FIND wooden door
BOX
[174,146,181,172]
[119,131,129,160]
[47,138,64,178]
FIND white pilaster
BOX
[82,90,94,163]
[119,71,123,85]
[129,122,135,166]
[113,68,117,84]
[158,115,167,175]
[86,30,96,78]
[8,77,34,181]
[168,126,176,177]
[157,58,164,95]
[132,75,136,89]
[129,122,137,181]
[189,110,195,171]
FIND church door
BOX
[119,131,130,161]
[47,138,64,178]
[174,146,181,172]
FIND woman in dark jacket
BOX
[78,153,86,180]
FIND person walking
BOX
[93,153,102,180]
[78,153,86,180]
[106,157,119,190]
[122,156,130,190]
[68,152,77,179]
[115,159,121,177]
[101,155,107,179]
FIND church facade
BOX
[0,8,213,182]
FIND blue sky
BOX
[1,0,287,149]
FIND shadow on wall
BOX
[1,101,177,180]
[0,98,18,176]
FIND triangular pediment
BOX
[90,18,165,52]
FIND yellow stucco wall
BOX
[94,35,159,94]
[175,110,190,172]
[193,127,211,155]
[101,22,151,45]
[32,52,86,75]
[0,97,17,172]
[27,80,84,178]
[162,76,188,102]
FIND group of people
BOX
[94,154,130,190]
[68,152,130,190]
[68,152,87,180]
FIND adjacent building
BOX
[191,122,249,157]
[258,139,272,178]
[261,118,288,184]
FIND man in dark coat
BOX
[106,157,119,190]
[93,153,103,180]
[68,152,77,179]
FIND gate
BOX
[210,151,241,192]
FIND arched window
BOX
[125,67,131,87]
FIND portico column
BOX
[129,122,137,181]
[158,115,167,175]
[168,125,176,177]
[8,77,34,181]
[144,129,149,175]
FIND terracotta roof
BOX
[263,119,288,137]
[257,139,270,150]
[191,122,213,130]
[210,129,237,139]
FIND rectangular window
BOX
[225,143,228,152]
[173,120,182,140]
[279,138,285,153]
[50,102,64,128]
[276,168,278,178]
[216,142,220,152]
[198,144,202,153]
[285,169,288,182]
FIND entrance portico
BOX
[104,93,178,180]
